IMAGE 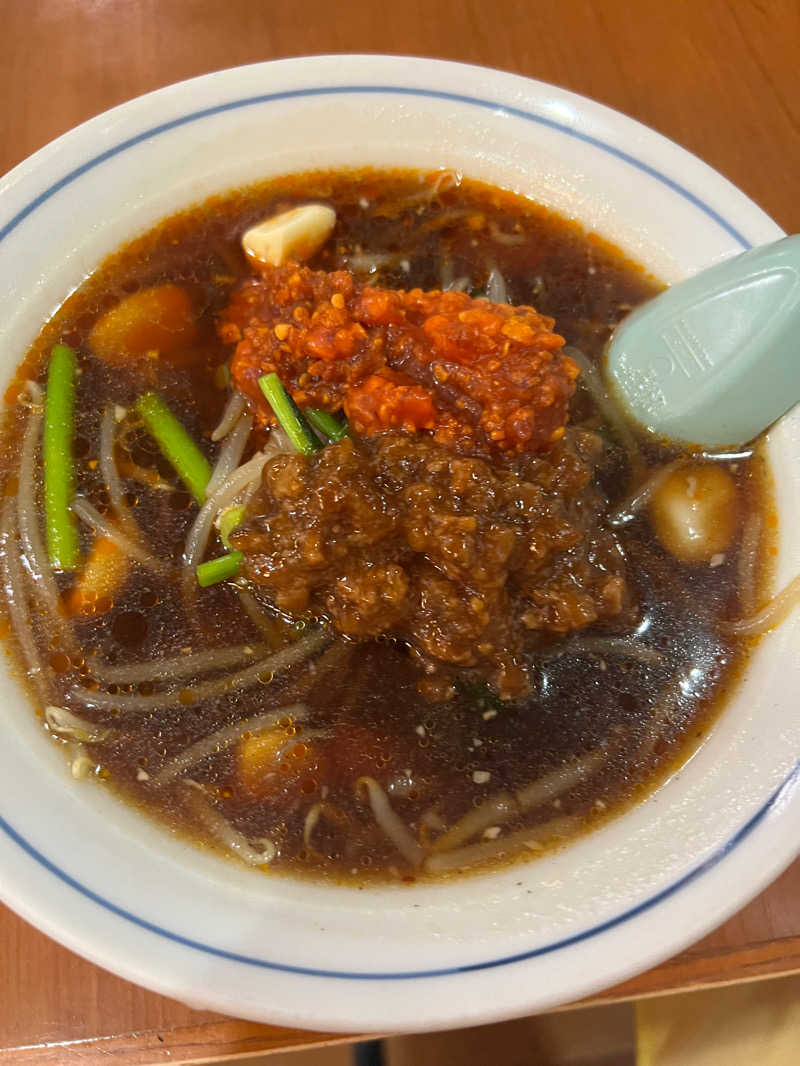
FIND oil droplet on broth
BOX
[48,651,72,674]
[111,610,148,647]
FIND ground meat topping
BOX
[232,431,627,698]
[218,263,578,455]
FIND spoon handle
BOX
[606,235,800,447]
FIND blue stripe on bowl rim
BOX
[0,85,752,250]
[1,770,796,979]
[0,83,779,983]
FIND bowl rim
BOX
[1,67,756,251]
[0,54,797,1032]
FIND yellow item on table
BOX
[637,975,800,1066]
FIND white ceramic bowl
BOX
[0,55,798,1034]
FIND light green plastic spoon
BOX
[605,235,800,448]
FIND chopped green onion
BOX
[217,505,245,550]
[44,344,79,570]
[258,373,322,456]
[196,551,243,587]
[305,407,349,442]
[136,392,212,503]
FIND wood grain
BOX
[1,0,799,1060]
[2,0,799,231]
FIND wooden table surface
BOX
[1,0,799,1061]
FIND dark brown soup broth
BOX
[0,170,772,882]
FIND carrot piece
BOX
[63,535,129,616]
[89,284,196,363]
[238,727,318,800]
[238,729,286,799]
